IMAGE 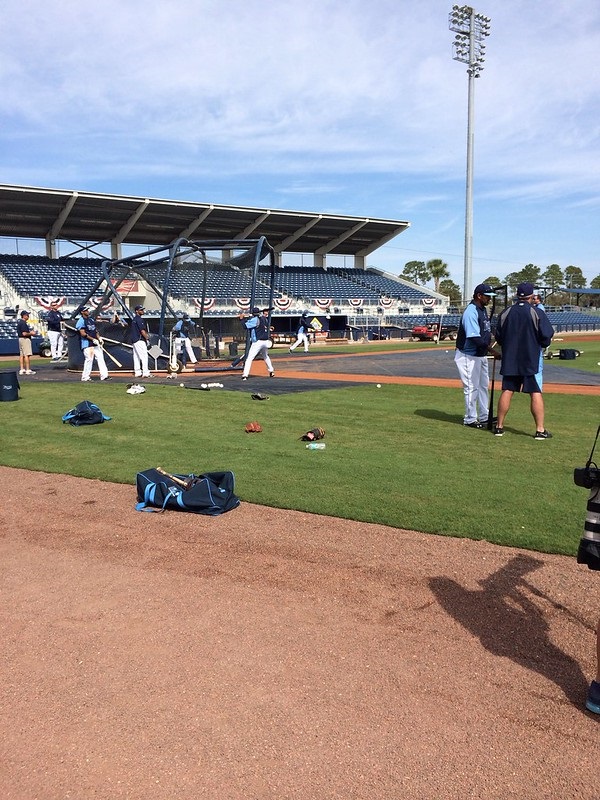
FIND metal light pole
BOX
[449,5,491,303]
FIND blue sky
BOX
[1,0,599,290]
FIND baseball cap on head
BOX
[20,310,29,317]
[251,307,260,314]
[516,282,535,298]
[473,283,496,297]
[134,304,145,311]
[81,307,90,313]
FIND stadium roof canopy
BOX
[0,184,410,268]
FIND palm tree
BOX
[427,259,450,292]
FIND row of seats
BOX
[0,256,427,307]
[329,268,431,300]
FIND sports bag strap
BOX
[135,481,171,512]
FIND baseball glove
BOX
[245,421,263,433]
[251,393,269,401]
[300,427,325,441]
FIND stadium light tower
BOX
[449,5,491,303]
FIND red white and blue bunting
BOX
[347,298,363,308]
[274,296,293,311]
[34,296,66,310]
[234,298,252,311]
[422,297,435,307]
[379,297,394,308]
[89,296,114,310]
[193,297,216,310]
[314,298,332,310]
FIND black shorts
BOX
[501,375,541,394]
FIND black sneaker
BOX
[101,376,112,381]
[534,430,553,440]
[494,426,504,436]
[465,421,484,429]
[586,680,600,714]
[241,376,248,381]
[269,371,275,377]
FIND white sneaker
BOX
[142,373,153,378]
[19,369,26,375]
[25,370,36,375]
[81,377,92,382]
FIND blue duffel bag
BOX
[135,468,240,515]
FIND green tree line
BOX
[401,260,600,306]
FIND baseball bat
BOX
[487,356,497,431]
[65,324,133,351]
[96,341,123,368]
[155,467,192,490]
[97,334,134,349]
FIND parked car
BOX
[411,322,458,342]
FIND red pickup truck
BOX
[411,322,458,342]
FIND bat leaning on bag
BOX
[155,466,201,491]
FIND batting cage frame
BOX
[64,236,276,373]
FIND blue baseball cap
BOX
[473,283,496,297]
[516,282,535,298]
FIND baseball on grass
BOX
[180,382,185,387]
[376,383,381,388]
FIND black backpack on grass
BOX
[62,400,111,426]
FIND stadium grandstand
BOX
[0,183,598,355]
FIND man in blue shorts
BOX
[532,293,546,389]
[494,282,554,439]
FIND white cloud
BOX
[0,0,599,283]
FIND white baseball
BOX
[180,382,185,387]
[376,383,381,388]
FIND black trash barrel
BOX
[0,369,19,401]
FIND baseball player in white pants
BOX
[240,307,274,380]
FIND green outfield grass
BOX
[0,376,597,558]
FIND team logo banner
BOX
[348,298,363,308]
[193,297,215,310]
[314,298,332,309]
[422,297,435,307]
[34,296,66,310]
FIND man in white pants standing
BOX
[131,304,152,378]
[76,307,109,382]
[454,283,498,428]
[240,307,275,381]
[46,301,65,360]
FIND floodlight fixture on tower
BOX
[448,5,492,302]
